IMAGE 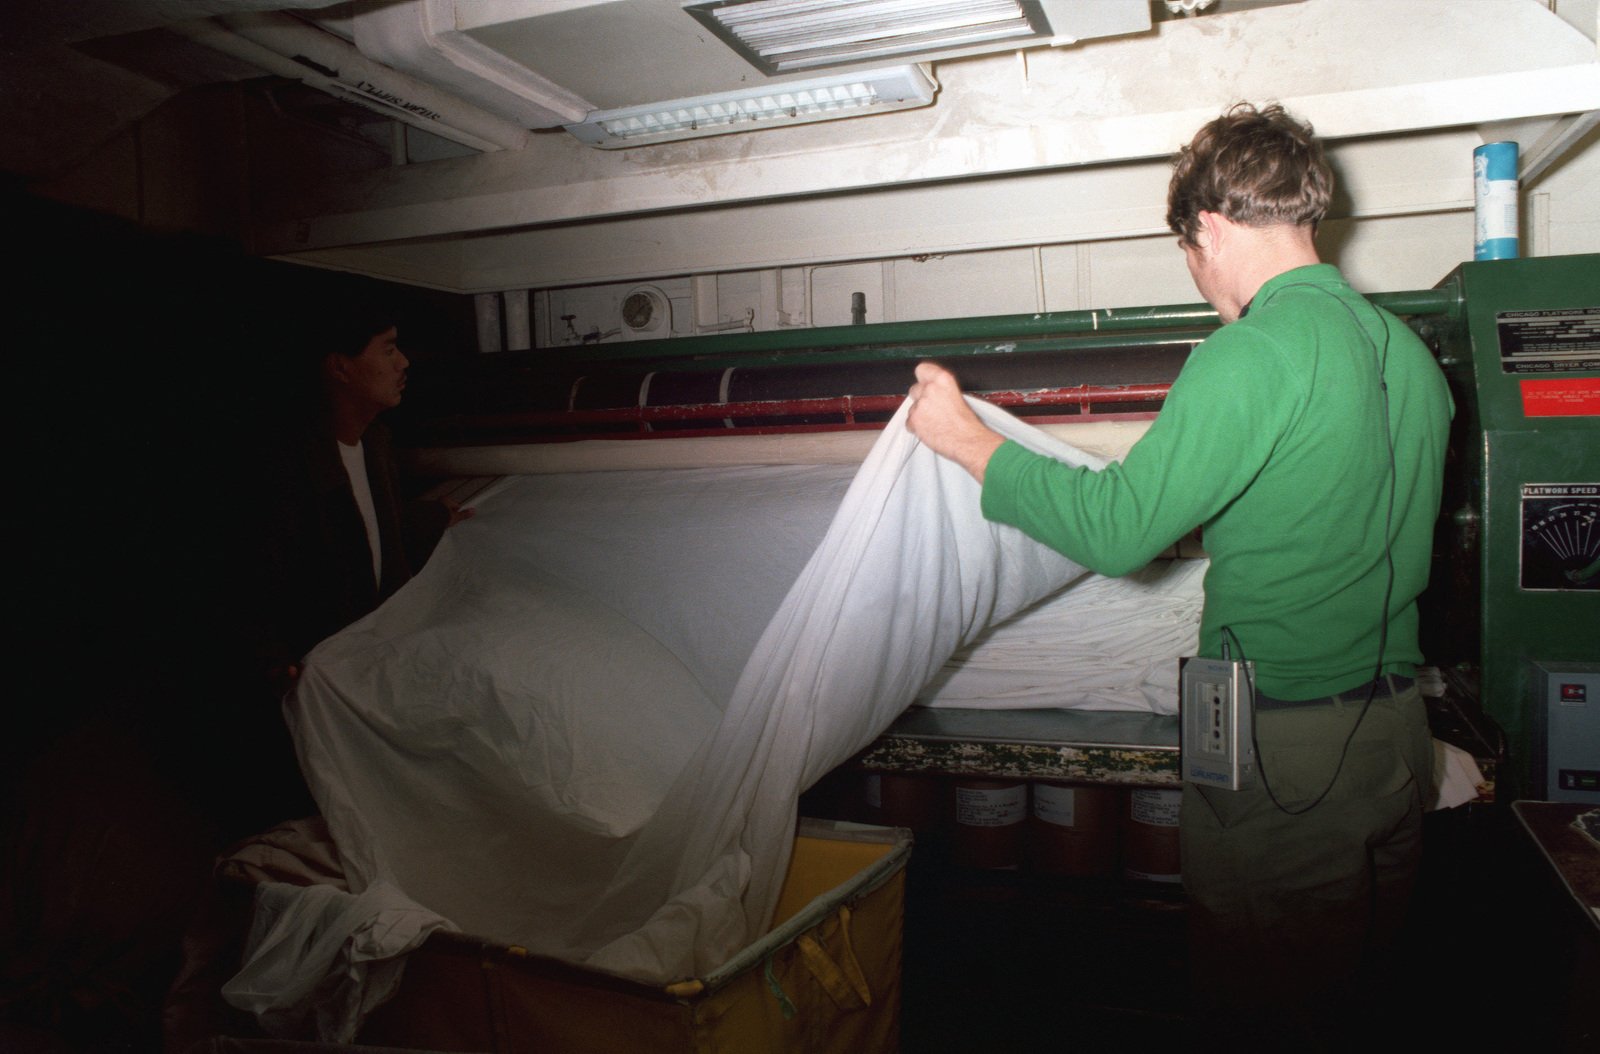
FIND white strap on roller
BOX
[639,371,655,433]
[719,367,736,430]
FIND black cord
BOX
[1231,288,1399,816]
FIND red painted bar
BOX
[540,384,1172,427]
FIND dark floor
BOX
[5,739,1596,1053]
[883,797,1598,1054]
[900,865,1187,1053]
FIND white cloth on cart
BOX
[221,880,452,1042]
[284,400,1158,987]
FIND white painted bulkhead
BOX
[242,0,1599,351]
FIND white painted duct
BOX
[1521,108,1600,187]
[174,11,530,153]
[352,0,591,127]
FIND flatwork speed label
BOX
[1520,483,1600,591]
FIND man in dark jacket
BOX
[244,307,467,827]
[259,311,467,683]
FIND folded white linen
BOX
[919,557,1206,714]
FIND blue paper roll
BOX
[1474,141,1519,260]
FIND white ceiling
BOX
[2,0,1164,175]
[4,0,1598,292]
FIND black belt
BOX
[1255,673,1415,711]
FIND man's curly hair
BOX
[1167,102,1333,248]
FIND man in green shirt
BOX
[907,103,1451,1036]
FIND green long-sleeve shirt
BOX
[981,264,1453,699]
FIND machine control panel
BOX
[1519,483,1599,591]
[1533,661,1600,804]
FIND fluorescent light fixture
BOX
[686,0,1053,75]
[564,64,935,148]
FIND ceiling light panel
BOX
[565,64,936,148]
[686,0,1052,74]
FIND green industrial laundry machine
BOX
[1421,253,1599,803]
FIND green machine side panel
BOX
[1435,254,1600,799]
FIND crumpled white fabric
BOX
[286,399,1115,985]
[221,880,453,1042]
[1431,739,1488,810]
[288,464,857,963]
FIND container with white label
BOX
[1123,788,1182,883]
[951,780,1026,869]
[1029,783,1119,877]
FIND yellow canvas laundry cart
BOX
[348,819,910,1053]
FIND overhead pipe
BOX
[544,287,1462,368]
[656,328,1213,375]
[173,12,530,153]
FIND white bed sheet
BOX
[285,400,1189,990]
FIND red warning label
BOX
[1521,377,1600,417]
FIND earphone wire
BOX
[1236,284,1399,816]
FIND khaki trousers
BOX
[1180,683,1433,1043]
